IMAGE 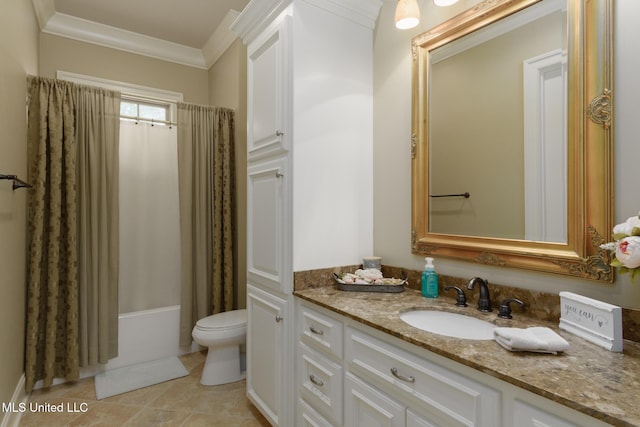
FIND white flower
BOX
[613,214,640,237]
[616,236,640,269]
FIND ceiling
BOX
[33,0,251,69]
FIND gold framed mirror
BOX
[411,0,614,282]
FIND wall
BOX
[39,33,209,105]
[0,0,39,406]
[208,39,248,309]
[373,0,640,309]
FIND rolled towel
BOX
[494,327,569,354]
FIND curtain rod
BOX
[120,115,176,127]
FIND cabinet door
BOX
[344,373,405,427]
[247,15,291,160]
[247,156,289,294]
[246,285,287,426]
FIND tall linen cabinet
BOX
[232,1,381,425]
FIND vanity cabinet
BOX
[295,298,612,427]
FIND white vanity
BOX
[294,288,638,427]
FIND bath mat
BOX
[94,356,188,400]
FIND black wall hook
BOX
[0,174,32,190]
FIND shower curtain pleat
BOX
[76,86,121,366]
[24,76,120,392]
[177,103,237,346]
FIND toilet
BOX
[191,309,247,386]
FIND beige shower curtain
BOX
[24,76,120,391]
[177,103,236,346]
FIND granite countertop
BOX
[294,286,640,427]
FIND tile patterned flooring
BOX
[19,351,271,427]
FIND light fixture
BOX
[434,0,459,5]
[395,0,420,30]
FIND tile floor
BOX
[19,351,271,427]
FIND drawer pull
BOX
[309,325,324,335]
[309,374,324,387]
[390,367,415,383]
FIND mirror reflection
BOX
[411,0,614,282]
[428,0,567,243]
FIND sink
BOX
[399,310,495,340]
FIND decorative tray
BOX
[333,270,406,293]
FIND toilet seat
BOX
[195,309,247,331]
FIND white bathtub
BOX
[79,305,199,379]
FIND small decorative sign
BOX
[559,291,622,352]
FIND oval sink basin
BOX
[399,310,495,340]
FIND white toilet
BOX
[191,309,247,386]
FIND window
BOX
[120,98,172,125]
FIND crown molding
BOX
[32,0,240,70]
[230,0,291,43]
[202,9,242,69]
[44,12,207,69]
[231,0,382,44]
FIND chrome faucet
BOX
[466,277,492,312]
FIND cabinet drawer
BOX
[298,398,335,427]
[346,327,500,427]
[298,303,343,359]
[512,400,580,427]
[344,372,405,427]
[298,343,343,425]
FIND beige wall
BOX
[373,0,640,308]
[39,34,209,105]
[0,0,39,405]
[208,39,248,309]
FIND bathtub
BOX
[79,305,199,379]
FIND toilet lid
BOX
[196,309,247,331]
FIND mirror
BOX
[411,0,614,282]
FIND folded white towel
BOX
[494,327,569,354]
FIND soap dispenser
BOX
[421,257,439,298]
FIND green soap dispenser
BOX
[421,257,439,298]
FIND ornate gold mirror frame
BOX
[411,0,614,282]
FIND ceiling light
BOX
[395,0,420,30]
[434,0,459,6]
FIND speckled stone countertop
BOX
[294,286,640,427]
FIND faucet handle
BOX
[498,298,525,319]
[444,286,467,307]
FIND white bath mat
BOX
[94,356,188,400]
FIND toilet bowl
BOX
[191,309,247,386]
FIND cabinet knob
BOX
[275,170,284,178]
[275,315,284,323]
[275,130,284,136]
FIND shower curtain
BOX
[25,76,120,392]
[177,103,237,346]
[119,121,181,313]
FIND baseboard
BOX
[0,374,29,427]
